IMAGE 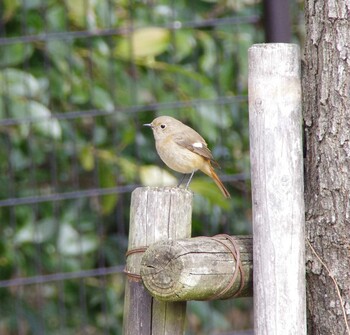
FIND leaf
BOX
[26,101,62,139]
[47,4,66,31]
[189,301,230,331]
[80,145,95,171]
[93,125,108,145]
[0,68,40,97]
[116,156,138,182]
[95,0,117,28]
[173,30,196,62]
[23,0,42,9]
[98,161,118,215]
[0,43,33,67]
[116,27,170,59]
[100,193,118,216]
[94,150,139,183]
[65,0,94,28]
[2,0,20,23]
[190,178,231,209]
[92,86,114,112]
[57,223,98,256]
[140,165,177,187]
[197,31,217,74]
[196,103,232,127]
[6,98,62,140]
[14,218,56,245]
[190,104,232,142]
[47,39,71,59]
[9,147,31,170]
[142,60,212,86]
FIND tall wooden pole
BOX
[123,187,192,335]
[248,44,306,335]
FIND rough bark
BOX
[303,1,350,334]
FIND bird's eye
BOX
[160,124,166,129]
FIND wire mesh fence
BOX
[0,0,303,334]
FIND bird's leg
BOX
[185,171,195,189]
[177,174,187,187]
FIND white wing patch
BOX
[192,142,203,148]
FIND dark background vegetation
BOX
[0,0,304,334]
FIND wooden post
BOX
[123,187,192,335]
[141,235,253,301]
[248,44,306,335]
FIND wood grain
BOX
[248,43,306,335]
[141,235,253,301]
[123,187,192,335]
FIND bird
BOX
[144,115,230,198]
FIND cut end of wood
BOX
[133,186,193,197]
[248,43,300,78]
[140,236,253,301]
[141,240,183,298]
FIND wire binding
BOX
[124,246,149,280]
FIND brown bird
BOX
[144,116,230,198]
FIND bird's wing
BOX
[172,131,214,161]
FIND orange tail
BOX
[201,162,231,198]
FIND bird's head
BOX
[144,116,182,141]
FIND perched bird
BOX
[144,115,230,198]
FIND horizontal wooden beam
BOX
[140,235,252,301]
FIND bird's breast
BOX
[155,138,205,174]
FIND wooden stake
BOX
[123,187,192,335]
[248,43,306,335]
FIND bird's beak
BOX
[143,123,152,128]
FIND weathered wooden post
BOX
[248,43,306,335]
[141,235,253,301]
[123,187,192,335]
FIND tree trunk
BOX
[303,1,350,334]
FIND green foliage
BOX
[0,0,274,333]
